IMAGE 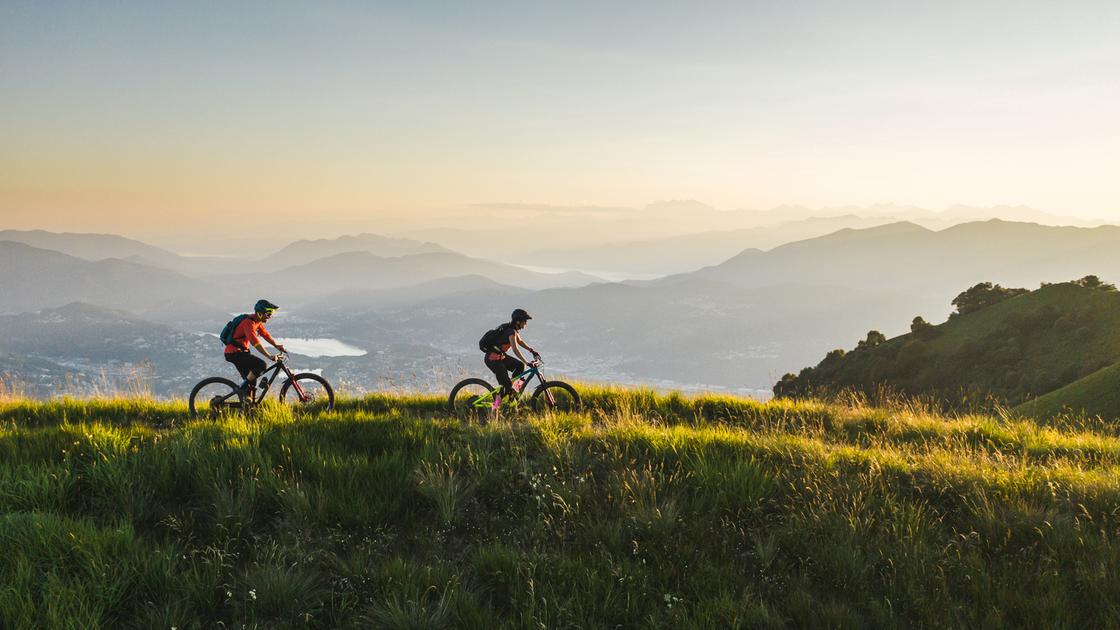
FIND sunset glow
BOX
[3,2,1118,241]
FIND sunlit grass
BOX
[1,389,1119,626]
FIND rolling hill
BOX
[1015,362,1120,420]
[521,215,905,275]
[303,275,529,316]
[0,229,242,277]
[251,251,599,302]
[257,233,452,268]
[0,241,222,314]
[0,229,182,264]
[774,279,1120,407]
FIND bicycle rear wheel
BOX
[188,377,244,419]
[531,381,582,413]
[279,373,335,411]
[448,378,496,417]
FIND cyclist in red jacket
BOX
[225,299,287,395]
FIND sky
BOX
[2,1,1119,241]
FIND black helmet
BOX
[511,308,532,322]
[254,299,279,314]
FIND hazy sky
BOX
[2,1,1119,238]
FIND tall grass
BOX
[0,373,25,402]
[1,388,1119,626]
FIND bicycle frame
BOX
[469,363,553,409]
[221,357,311,406]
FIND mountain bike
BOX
[188,354,334,418]
[448,359,581,417]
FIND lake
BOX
[279,338,368,358]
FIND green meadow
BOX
[2,388,1119,628]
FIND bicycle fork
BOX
[531,371,557,406]
[283,365,312,403]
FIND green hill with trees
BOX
[3,391,1120,627]
[774,276,1120,409]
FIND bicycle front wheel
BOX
[279,373,335,411]
[531,381,582,413]
[188,377,244,419]
[448,378,495,417]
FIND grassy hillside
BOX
[2,390,1120,627]
[1016,361,1120,420]
[776,280,1120,407]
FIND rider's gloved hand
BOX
[531,350,542,359]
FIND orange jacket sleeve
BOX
[258,325,276,345]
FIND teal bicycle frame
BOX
[470,363,553,410]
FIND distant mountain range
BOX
[0,229,183,264]
[304,275,528,316]
[246,251,599,304]
[0,241,217,314]
[522,215,904,274]
[756,203,1102,227]
[400,204,1105,275]
[0,238,599,315]
[460,201,1104,234]
[675,220,1120,297]
[258,233,452,268]
[0,230,472,277]
[5,218,1120,397]
[0,229,242,276]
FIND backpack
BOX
[219,314,251,346]
[478,323,514,353]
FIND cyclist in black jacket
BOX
[481,308,540,406]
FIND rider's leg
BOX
[485,355,515,398]
[243,356,266,397]
[245,355,266,381]
[504,356,525,392]
[227,352,266,396]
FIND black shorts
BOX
[225,352,266,380]
[484,354,524,392]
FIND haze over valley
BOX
[4,1,1119,400]
[5,210,1120,398]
